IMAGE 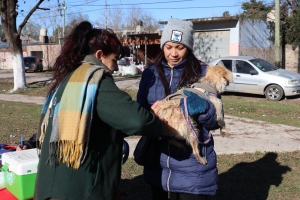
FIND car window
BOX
[249,58,278,72]
[218,60,232,71]
[24,57,35,63]
[236,60,255,74]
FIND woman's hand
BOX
[151,101,161,116]
[151,101,175,137]
[16,145,28,151]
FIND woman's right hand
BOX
[16,145,28,151]
[151,101,161,116]
[151,101,175,137]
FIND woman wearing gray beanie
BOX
[136,18,219,200]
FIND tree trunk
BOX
[0,1,26,91]
[12,53,27,91]
[0,0,45,91]
[6,28,27,91]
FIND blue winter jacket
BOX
[137,59,219,195]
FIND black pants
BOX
[151,185,168,200]
[170,192,209,200]
[151,185,209,200]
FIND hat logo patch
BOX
[171,30,182,42]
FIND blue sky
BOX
[63,0,244,21]
[17,0,273,32]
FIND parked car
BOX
[208,56,300,101]
[117,57,130,66]
[23,56,43,72]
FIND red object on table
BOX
[0,189,18,200]
[0,189,34,200]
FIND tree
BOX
[22,21,40,41]
[222,11,231,17]
[125,6,159,32]
[64,10,89,37]
[240,0,273,20]
[107,7,124,32]
[285,7,300,49]
[97,5,159,36]
[32,5,61,42]
[0,23,5,41]
[241,0,300,50]
[138,12,160,33]
[282,0,300,49]
[0,0,47,91]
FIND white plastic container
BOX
[122,65,138,75]
[0,171,4,190]
[1,148,39,200]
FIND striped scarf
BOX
[38,62,108,169]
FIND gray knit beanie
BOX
[160,18,194,51]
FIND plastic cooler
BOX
[1,148,39,200]
[0,148,13,167]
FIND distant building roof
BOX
[0,41,40,49]
[159,16,239,24]
[20,35,38,43]
[0,42,9,49]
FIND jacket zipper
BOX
[166,67,174,198]
[167,142,171,198]
[169,68,174,89]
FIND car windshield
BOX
[249,58,278,72]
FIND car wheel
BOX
[264,85,284,101]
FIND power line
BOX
[17,0,276,22]
[68,0,196,7]
[17,4,243,21]
[17,0,251,18]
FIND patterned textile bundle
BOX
[38,62,107,169]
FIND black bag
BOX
[133,136,160,167]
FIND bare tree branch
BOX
[18,0,45,34]
[286,0,292,7]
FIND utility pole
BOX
[144,36,147,68]
[275,0,281,67]
[62,1,67,42]
[105,0,108,28]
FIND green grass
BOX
[0,82,50,96]
[222,95,300,127]
[0,100,42,145]
[2,83,300,127]
[121,151,300,200]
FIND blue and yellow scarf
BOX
[39,62,108,169]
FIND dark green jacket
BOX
[34,55,163,200]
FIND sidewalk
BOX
[0,77,300,157]
[125,115,300,157]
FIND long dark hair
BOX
[154,49,202,96]
[49,21,124,94]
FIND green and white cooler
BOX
[1,148,39,200]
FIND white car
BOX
[208,56,300,101]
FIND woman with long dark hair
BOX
[34,21,169,200]
[137,18,220,200]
